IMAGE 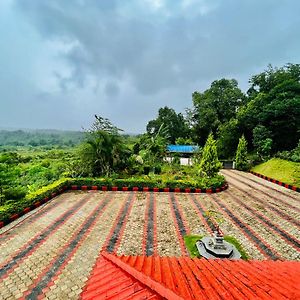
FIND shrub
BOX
[25,178,70,202]
[0,178,70,223]
[235,135,249,171]
[143,165,150,175]
[199,133,222,177]
[0,173,226,223]
[172,153,181,165]
[3,186,27,200]
[276,140,300,162]
[154,165,162,174]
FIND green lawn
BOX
[252,158,300,187]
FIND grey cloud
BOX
[15,0,300,95]
[0,0,299,132]
[104,82,120,97]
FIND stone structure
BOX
[196,232,241,259]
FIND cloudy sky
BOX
[1,0,299,133]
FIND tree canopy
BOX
[189,78,245,146]
[146,106,190,144]
[238,64,300,152]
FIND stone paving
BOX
[0,171,299,299]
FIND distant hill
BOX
[0,129,84,147]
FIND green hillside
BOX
[252,158,300,187]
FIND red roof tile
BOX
[82,252,300,300]
[81,254,162,300]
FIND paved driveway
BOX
[0,170,299,299]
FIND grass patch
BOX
[223,236,249,260]
[184,235,204,258]
[252,158,300,187]
[184,234,249,260]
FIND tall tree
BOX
[79,115,130,176]
[190,79,245,145]
[252,125,273,159]
[217,118,240,158]
[146,106,189,144]
[238,64,300,151]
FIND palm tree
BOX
[79,116,130,176]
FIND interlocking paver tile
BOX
[0,175,299,299]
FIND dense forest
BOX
[0,63,299,213]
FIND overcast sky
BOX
[1,0,299,133]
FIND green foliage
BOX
[0,178,70,223]
[276,140,300,162]
[184,235,204,258]
[184,234,249,259]
[79,115,131,176]
[146,106,190,143]
[0,203,17,223]
[0,148,75,205]
[175,137,194,145]
[252,125,273,159]
[70,174,225,190]
[3,186,27,200]
[199,133,222,177]
[235,135,249,171]
[132,128,168,172]
[25,178,70,202]
[222,236,249,260]
[191,147,203,165]
[153,165,162,174]
[143,165,150,175]
[217,118,240,158]
[190,78,245,145]
[0,154,226,222]
[0,153,23,205]
[186,63,300,158]
[171,153,181,165]
[239,64,300,152]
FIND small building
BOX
[166,144,199,165]
[167,144,199,155]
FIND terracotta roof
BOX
[82,252,300,300]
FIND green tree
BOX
[79,115,130,176]
[136,125,168,170]
[175,137,194,145]
[238,64,300,151]
[235,135,249,171]
[199,133,222,177]
[146,106,189,144]
[217,118,240,158]
[190,78,245,145]
[252,125,273,159]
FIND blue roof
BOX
[167,144,199,153]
